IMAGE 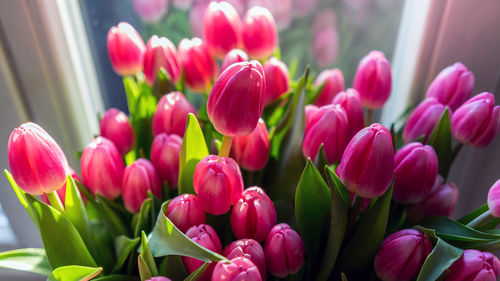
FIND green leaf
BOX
[153,68,176,99]
[161,255,188,280]
[313,144,329,180]
[178,113,209,195]
[426,108,452,177]
[458,203,489,224]
[140,231,159,277]
[112,236,140,274]
[4,170,38,227]
[295,160,332,280]
[419,216,500,242]
[324,166,350,208]
[134,198,153,237]
[123,77,140,116]
[0,248,51,276]
[47,265,102,281]
[184,263,209,281]
[416,238,463,281]
[138,255,152,281]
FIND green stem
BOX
[219,135,233,158]
[346,196,362,237]
[467,210,493,229]
[365,108,373,127]
[46,190,65,213]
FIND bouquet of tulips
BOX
[3,2,500,281]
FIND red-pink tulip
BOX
[203,1,243,58]
[224,239,266,280]
[451,92,500,147]
[8,122,69,195]
[146,277,171,281]
[247,0,292,31]
[193,155,244,215]
[143,35,181,86]
[374,229,432,281]
[303,104,349,164]
[403,97,447,144]
[444,249,500,281]
[264,223,305,278]
[41,167,85,207]
[336,123,394,199]
[263,57,289,105]
[313,27,339,68]
[165,194,206,233]
[132,0,168,23]
[332,88,364,140]
[221,49,248,73]
[182,224,222,281]
[231,118,270,171]
[488,179,500,217]
[150,133,182,188]
[212,257,262,281]
[242,6,278,60]
[178,38,217,92]
[353,50,392,109]
[122,158,162,213]
[426,62,475,111]
[314,68,345,107]
[152,91,196,137]
[207,61,266,136]
[100,108,135,156]
[107,22,146,76]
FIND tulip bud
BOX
[264,223,305,278]
[488,179,500,217]
[41,167,85,207]
[132,0,168,23]
[353,50,392,109]
[393,142,438,204]
[207,61,266,136]
[263,57,289,105]
[182,224,222,281]
[374,229,432,281]
[224,239,266,280]
[231,187,276,242]
[107,22,146,76]
[152,91,197,137]
[303,104,349,164]
[8,122,69,195]
[193,155,244,215]
[336,123,394,199]
[444,249,500,281]
[403,97,447,144]
[143,35,181,86]
[146,277,171,281]
[451,92,500,147]
[81,137,124,200]
[178,38,217,92]
[122,159,161,213]
[203,1,243,58]
[407,176,458,222]
[100,108,135,156]
[313,27,339,68]
[426,62,475,111]
[242,6,278,60]
[165,194,206,233]
[221,49,248,73]
[247,0,292,31]
[150,133,182,188]
[231,119,270,171]
[332,88,364,140]
[212,257,262,281]
[314,68,345,107]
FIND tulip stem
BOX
[219,135,233,158]
[46,191,64,213]
[467,210,493,229]
[451,142,464,162]
[346,196,363,237]
[365,109,373,126]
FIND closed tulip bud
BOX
[165,194,206,233]
[150,133,182,188]
[407,176,458,222]
[332,88,364,140]
[313,27,339,68]
[337,123,394,199]
[488,180,500,217]
[8,122,69,195]
[178,38,217,92]
[231,187,277,242]
[303,104,349,164]
[393,142,438,203]
[231,119,269,171]
[182,224,222,281]
[107,22,146,76]
[426,62,475,111]
[152,91,197,137]
[374,229,432,281]
[403,97,447,144]
[143,35,181,86]
[314,68,345,107]
[212,257,262,281]
[193,155,244,215]
[264,223,305,278]
[122,159,161,213]
[146,277,171,281]
[242,6,278,60]
[224,239,266,280]
[81,137,124,200]
[353,50,392,109]
[451,92,500,147]
[444,249,500,281]
[263,57,289,105]
[203,1,243,58]
[41,167,86,207]
[207,61,266,136]
[100,108,135,156]
[221,49,248,73]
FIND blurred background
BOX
[1,0,500,279]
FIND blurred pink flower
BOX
[132,0,169,23]
[292,0,317,19]
[313,27,339,68]
[247,0,292,31]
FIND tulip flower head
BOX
[178,37,217,92]
[165,194,206,233]
[152,91,197,137]
[146,277,171,281]
[487,179,500,217]
[263,57,290,105]
[224,239,267,280]
[403,97,447,144]
[313,27,339,68]
[212,257,262,281]
[41,167,85,207]
[107,22,146,76]
[332,88,364,140]
[264,223,305,278]
[182,224,222,281]
[132,0,168,23]
[122,158,162,213]
[203,1,243,58]
[150,133,182,188]
[100,108,135,156]
[221,49,249,73]
[314,68,345,107]
[353,50,392,109]
[247,0,292,31]
[242,6,278,60]
[444,249,500,281]
[143,35,181,85]
[231,118,270,171]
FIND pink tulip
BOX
[403,97,447,144]
[313,27,339,68]
[41,167,85,207]
[81,137,124,200]
[221,49,249,73]
[203,1,243,58]
[292,0,317,18]
[182,224,222,281]
[332,88,364,140]
[122,158,162,213]
[212,257,262,281]
[451,92,500,147]
[152,91,197,137]
[353,50,392,109]
[247,0,292,31]
[312,9,337,35]
[207,61,266,137]
[150,133,182,188]
[264,223,305,278]
[143,35,181,85]
[190,2,209,37]
[263,57,289,105]
[178,38,217,92]
[426,62,475,111]
[132,0,169,23]
[224,239,266,280]
[242,6,278,60]
[374,229,432,281]
[487,179,500,217]
[165,194,206,232]
[107,22,146,76]
[231,119,269,171]
[100,108,135,156]
[336,123,394,199]
[193,155,244,215]
[444,249,500,281]
[8,122,69,195]
[146,277,171,281]
[314,68,345,107]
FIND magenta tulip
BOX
[178,38,217,92]
[231,119,269,171]
[165,194,206,233]
[100,108,135,156]
[41,167,85,207]
[143,35,181,85]
[314,68,345,107]
[221,49,248,73]
[152,91,196,137]
[332,88,364,140]
[263,57,289,105]
[242,6,278,60]
[224,239,266,280]
[203,1,243,58]
[212,257,262,281]
[182,224,222,281]
[444,249,500,281]
[107,22,146,76]
[353,50,392,109]
[150,133,182,188]
[488,179,500,217]
[122,158,162,213]
[264,223,305,278]
[146,277,171,281]
[132,0,168,23]
[403,97,447,143]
